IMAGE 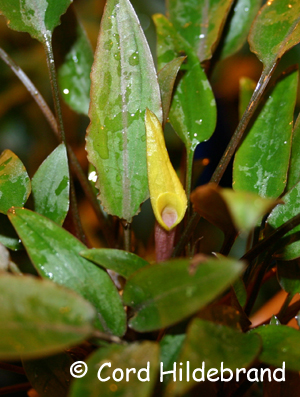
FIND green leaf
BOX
[167,0,234,63]
[8,208,126,336]
[123,256,243,332]
[233,70,298,198]
[0,0,72,43]
[86,0,162,222]
[157,57,186,127]
[167,319,261,396]
[287,113,300,191]
[69,342,159,397]
[0,149,31,214]
[249,0,300,68]
[239,77,256,119]
[0,213,22,250]
[0,274,95,360]
[220,0,262,59]
[32,144,69,225]
[160,334,185,385]
[23,353,73,397]
[266,182,300,260]
[254,324,300,371]
[80,248,149,280]
[277,259,300,295]
[58,18,93,115]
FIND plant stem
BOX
[173,63,277,256]
[0,382,31,396]
[123,222,132,252]
[0,362,25,375]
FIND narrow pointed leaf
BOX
[0,0,72,43]
[157,57,186,126]
[69,342,159,397]
[220,0,262,59]
[0,274,95,360]
[266,182,300,260]
[8,208,126,336]
[167,0,234,63]
[249,0,300,67]
[32,143,69,225]
[233,70,298,198]
[167,319,261,396]
[86,0,162,222]
[287,113,300,191]
[0,149,31,214]
[123,256,243,332]
[254,324,300,371]
[239,77,256,119]
[80,248,149,279]
[145,109,187,231]
[58,18,93,115]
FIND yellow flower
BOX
[145,108,187,231]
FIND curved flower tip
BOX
[145,108,187,231]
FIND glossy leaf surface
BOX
[167,0,234,62]
[167,318,261,395]
[233,71,298,198]
[32,144,69,225]
[254,324,300,371]
[123,256,243,332]
[287,113,300,191]
[86,0,162,222]
[69,342,159,397]
[80,248,149,279]
[249,0,300,67]
[58,19,93,116]
[0,274,95,360]
[0,150,30,214]
[8,208,126,336]
[0,0,72,43]
[221,0,262,59]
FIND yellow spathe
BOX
[145,108,187,231]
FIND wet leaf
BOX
[123,256,243,332]
[32,143,69,225]
[167,318,261,396]
[249,0,300,68]
[239,77,256,119]
[287,113,300,191]
[80,248,149,280]
[23,353,73,397]
[69,342,159,397]
[0,274,95,360]
[233,70,298,198]
[220,0,262,59]
[167,0,234,63]
[0,149,31,214]
[86,0,162,222]
[254,324,300,371]
[8,208,126,336]
[0,0,72,43]
[58,18,93,115]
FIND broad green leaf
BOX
[69,342,159,397]
[158,57,186,126]
[220,0,262,59]
[80,248,149,280]
[249,0,300,67]
[254,324,300,371]
[32,143,69,225]
[8,208,126,336]
[167,319,261,396]
[58,19,93,115]
[0,213,22,250]
[86,0,162,222]
[0,274,95,360]
[154,14,217,153]
[239,77,256,119]
[233,70,298,198]
[287,113,300,191]
[160,334,185,385]
[23,353,73,397]
[277,259,300,295]
[0,0,72,43]
[266,182,300,260]
[167,0,234,63]
[0,149,31,214]
[123,256,243,332]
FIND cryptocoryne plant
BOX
[1,0,300,396]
